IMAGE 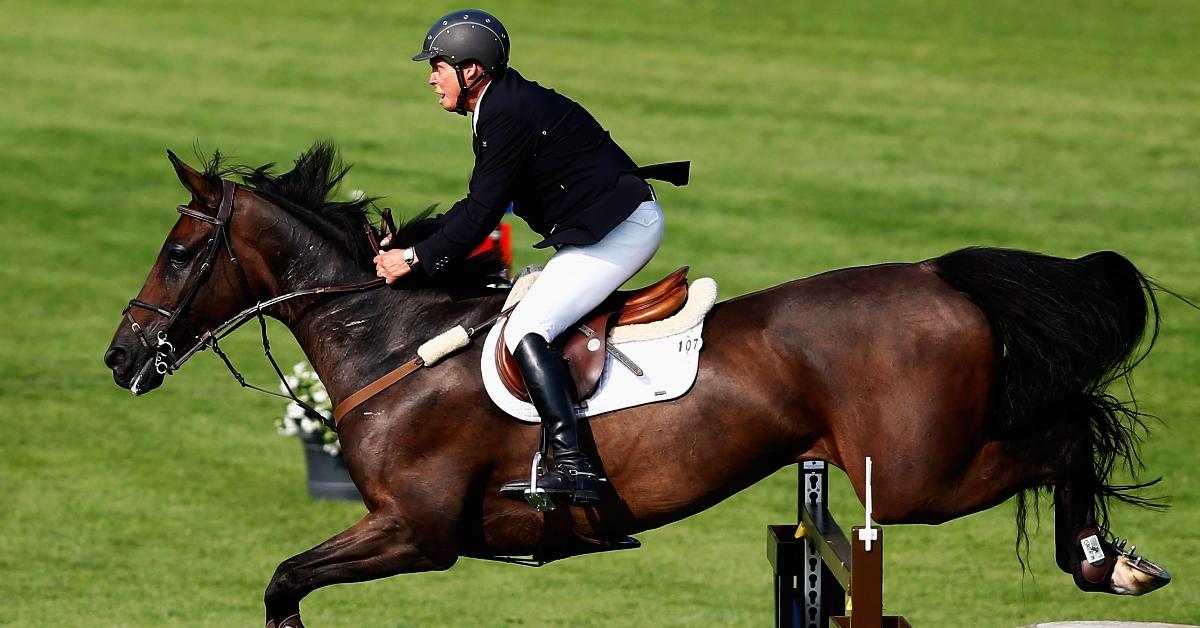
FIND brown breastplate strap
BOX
[331,305,516,427]
[333,357,425,425]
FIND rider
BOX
[374,10,678,506]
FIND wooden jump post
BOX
[767,459,911,628]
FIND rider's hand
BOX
[374,249,414,284]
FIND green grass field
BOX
[2,1,1198,626]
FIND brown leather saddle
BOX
[497,267,690,401]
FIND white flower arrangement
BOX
[276,361,341,457]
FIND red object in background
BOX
[469,223,513,274]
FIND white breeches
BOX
[504,200,665,353]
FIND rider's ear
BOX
[167,149,220,209]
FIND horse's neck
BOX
[282,277,502,406]
[240,203,503,406]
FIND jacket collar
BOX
[470,78,494,136]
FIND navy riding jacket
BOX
[412,68,651,275]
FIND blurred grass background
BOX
[1,1,1197,626]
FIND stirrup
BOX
[499,452,607,510]
[523,451,555,513]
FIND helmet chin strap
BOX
[453,64,488,117]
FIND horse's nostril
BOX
[104,346,127,369]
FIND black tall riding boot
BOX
[500,333,600,506]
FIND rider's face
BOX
[428,59,484,112]
[429,60,459,111]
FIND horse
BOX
[104,143,1171,627]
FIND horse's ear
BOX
[167,149,219,207]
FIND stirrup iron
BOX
[524,451,555,512]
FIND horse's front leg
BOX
[263,506,458,627]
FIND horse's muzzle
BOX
[104,341,163,395]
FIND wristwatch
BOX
[402,247,418,268]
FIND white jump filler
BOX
[858,456,879,552]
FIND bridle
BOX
[121,180,249,376]
[118,177,516,431]
[119,179,384,429]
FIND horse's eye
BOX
[167,244,190,266]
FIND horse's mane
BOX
[201,141,507,293]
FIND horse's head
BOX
[105,141,508,396]
[104,151,267,395]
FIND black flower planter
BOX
[300,437,361,501]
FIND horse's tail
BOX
[931,246,1162,556]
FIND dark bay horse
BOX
[105,144,1171,627]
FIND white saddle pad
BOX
[481,277,718,422]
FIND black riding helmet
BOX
[412,9,510,116]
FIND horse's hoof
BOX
[1110,552,1171,595]
[1071,527,1171,596]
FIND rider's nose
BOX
[104,346,127,370]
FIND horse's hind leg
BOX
[888,438,1171,596]
[862,440,1049,525]
[263,507,458,627]
[1053,478,1171,596]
